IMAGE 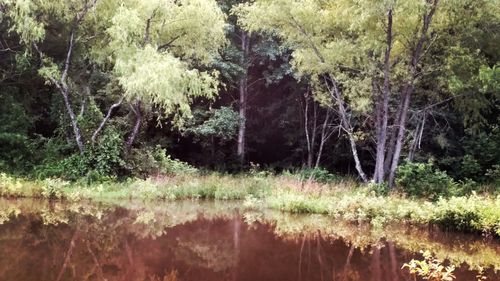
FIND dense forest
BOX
[0,0,498,189]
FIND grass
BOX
[1,172,499,237]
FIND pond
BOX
[0,198,499,281]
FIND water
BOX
[0,199,499,281]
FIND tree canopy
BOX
[0,0,498,187]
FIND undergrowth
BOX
[1,172,499,237]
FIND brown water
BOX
[0,199,499,281]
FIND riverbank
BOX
[1,172,499,237]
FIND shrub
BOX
[396,162,457,200]
[432,195,500,236]
[485,164,500,186]
[286,167,341,183]
[366,182,389,196]
[267,192,330,214]
[0,173,23,197]
[34,130,125,181]
[0,173,42,197]
[41,178,69,199]
[126,146,197,178]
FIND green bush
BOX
[433,195,500,236]
[396,162,457,200]
[292,167,339,183]
[366,182,390,196]
[40,178,69,199]
[0,90,35,174]
[268,192,331,214]
[485,165,500,186]
[0,173,42,197]
[126,146,197,178]
[34,130,125,181]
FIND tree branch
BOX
[91,96,125,143]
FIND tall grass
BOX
[1,172,498,237]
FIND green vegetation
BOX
[0,0,498,245]
[1,171,499,237]
[402,251,456,281]
[0,3,498,281]
[0,0,498,185]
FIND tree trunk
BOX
[384,91,405,176]
[309,102,318,167]
[125,100,142,151]
[304,94,313,168]
[32,0,99,154]
[388,241,400,281]
[232,215,241,281]
[373,9,392,183]
[315,109,331,168]
[91,96,124,143]
[291,19,368,181]
[56,229,79,281]
[327,77,368,182]
[305,97,318,168]
[237,31,250,165]
[388,0,439,187]
[370,246,382,281]
[61,87,85,153]
[388,84,412,187]
[408,111,426,161]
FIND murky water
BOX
[0,199,499,281]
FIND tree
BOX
[300,90,336,168]
[100,0,227,150]
[1,0,100,153]
[183,106,240,162]
[216,0,292,166]
[236,0,499,185]
[2,0,227,153]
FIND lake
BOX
[0,198,499,281]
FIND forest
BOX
[0,1,500,281]
[0,0,499,183]
[0,0,499,232]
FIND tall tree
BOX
[2,0,227,152]
[97,0,227,150]
[236,0,498,184]
[2,0,99,153]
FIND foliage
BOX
[1,172,500,237]
[184,107,241,142]
[486,165,500,186]
[126,146,197,178]
[0,173,42,198]
[0,89,34,173]
[265,185,500,237]
[0,0,499,208]
[35,129,125,181]
[295,167,338,183]
[396,162,457,200]
[40,178,69,199]
[104,0,227,126]
[433,195,500,236]
[267,192,331,214]
[402,250,456,281]
[366,182,390,196]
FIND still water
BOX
[0,199,499,281]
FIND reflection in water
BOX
[0,199,499,281]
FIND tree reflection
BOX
[0,199,498,281]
